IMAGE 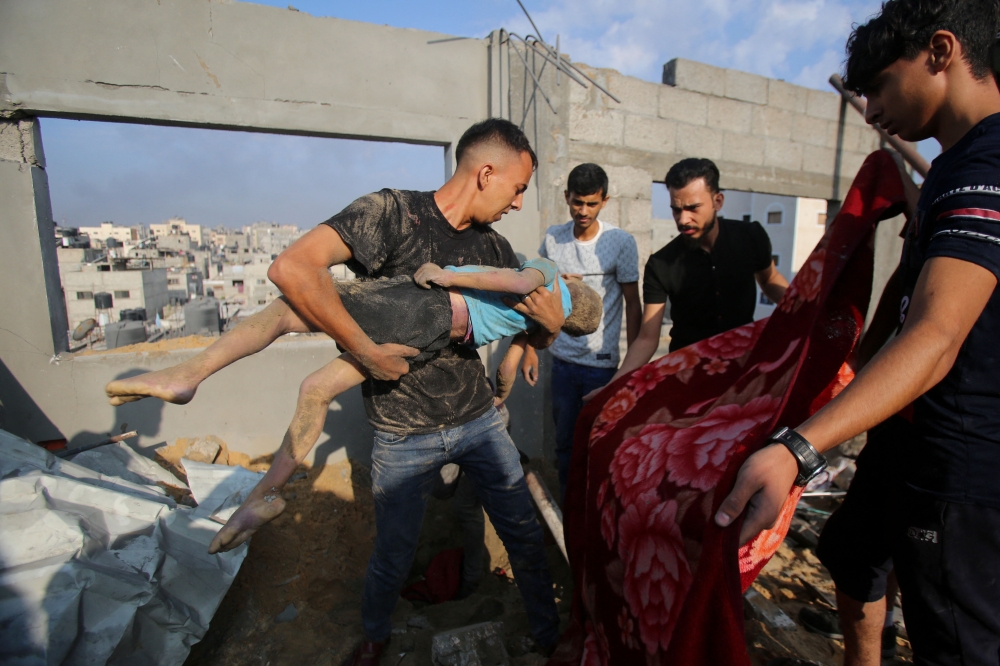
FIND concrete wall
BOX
[0,0,489,153]
[1,5,905,465]
[505,50,891,274]
[0,116,67,357]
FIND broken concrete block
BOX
[431,621,509,666]
[744,588,796,630]
[275,603,298,623]
[184,438,220,464]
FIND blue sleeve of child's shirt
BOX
[519,257,559,289]
[444,264,495,274]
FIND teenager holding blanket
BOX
[717,1,1000,661]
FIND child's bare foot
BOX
[105,366,201,406]
[208,487,287,554]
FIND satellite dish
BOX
[72,318,97,341]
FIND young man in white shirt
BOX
[524,163,641,496]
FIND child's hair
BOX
[567,163,609,198]
[562,280,603,337]
[844,0,1000,94]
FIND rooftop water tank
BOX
[94,292,113,309]
[119,308,147,322]
[184,297,221,335]
[104,320,147,349]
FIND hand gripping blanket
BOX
[551,151,906,666]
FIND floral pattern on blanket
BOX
[555,151,907,666]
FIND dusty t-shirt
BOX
[323,189,519,434]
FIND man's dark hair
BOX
[665,158,721,194]
[455,118,538,170]
[844,0,1000,94]
[567,163,609,198]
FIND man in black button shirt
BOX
[589,158,787,394]
[268,119,563,664]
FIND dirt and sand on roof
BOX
[147,436,912,666]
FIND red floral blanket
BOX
[551,151,906,666]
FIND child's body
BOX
[105,258,600,553]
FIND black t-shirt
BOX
[643,218,772,350]
[323,189,519,434]
[898,113,1000,507]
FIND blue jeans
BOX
[551,357,617,497]
[362,408,559,645]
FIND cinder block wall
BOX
[507,51,888,274]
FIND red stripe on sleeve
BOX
[937,208,1000,222]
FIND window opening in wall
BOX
[767,210,783,225]
[43,118,443,348]
[818,212,828,226]
[772,254,780,267]
[743,214,752,223]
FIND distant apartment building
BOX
[125,246,187,270]
[77,222,149,247]
[61,264,169,330]
[150,217,204,247]
[56,248,105,282]
[210,227,248,253]
[155,233,194,252]
[55,226,91,248]
[243,222,306,256]
[204,254,281,310]
[166,267,204,302]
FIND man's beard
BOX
[679,213,717,246]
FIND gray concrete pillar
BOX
[0,114,67,357]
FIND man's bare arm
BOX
[414,263,546,294]
[497,334,529,403]
[755,262,789,304]
[582,302,666,402]
[268,225,417,381]
[716,256,997,545]
[622,282,642,346]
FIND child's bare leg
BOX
[107,297,312,406]
[208,353,368,553]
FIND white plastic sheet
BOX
[0,430,261,666]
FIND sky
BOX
[43,0,936,230]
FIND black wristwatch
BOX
[768,427,828,486]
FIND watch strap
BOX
[769,426,828,486]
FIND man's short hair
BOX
[567,163,609,198]
[455,118,538,170]
[665,158,721,194]
[844,0,1000,94]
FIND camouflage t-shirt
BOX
[323,189,519,434]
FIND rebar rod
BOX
[829,74,930,177]
[507,38,557,115]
